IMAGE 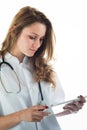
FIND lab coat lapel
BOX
[22,66,39,105]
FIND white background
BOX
[0,0,87,129]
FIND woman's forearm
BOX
[0,111,21,130]
[55,109,73,117]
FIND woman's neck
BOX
[9,50,25,63]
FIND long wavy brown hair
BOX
[0,6,56,86]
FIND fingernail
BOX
[39,109,44,111]
[45,106,49,109]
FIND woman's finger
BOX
[33,105,48,111]
[63,104,79,111]
[78,95,86,103]
[72,100,83,109]
[32,111,50,121]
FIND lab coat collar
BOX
[4,52,29,65]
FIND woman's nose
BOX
[33,39,41,48]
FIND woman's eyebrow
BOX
[30,32,39,36]
[30,32,45,38]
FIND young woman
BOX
[0,6,86,130]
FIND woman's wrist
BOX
[16,110,25,122]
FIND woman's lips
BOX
[30,49,36,52]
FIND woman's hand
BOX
[19,105,50,122]
[63,95,86,113]
[55,95,86,117]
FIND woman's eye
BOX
[29,36,36,40]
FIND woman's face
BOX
[12,22,46,61]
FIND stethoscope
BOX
[0,57,44,130]
[0,57,44,100]
[2,58,87,107]
[0,57,21,93]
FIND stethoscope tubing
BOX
[0,57,14,70]
[2,57,86,107]
[0,57,43,130]
[0,57,43,98]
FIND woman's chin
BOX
[26,53,35,57]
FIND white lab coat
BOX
[0,53,65,130]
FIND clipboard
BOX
[52,95,87,106]
[51,95,87,116]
